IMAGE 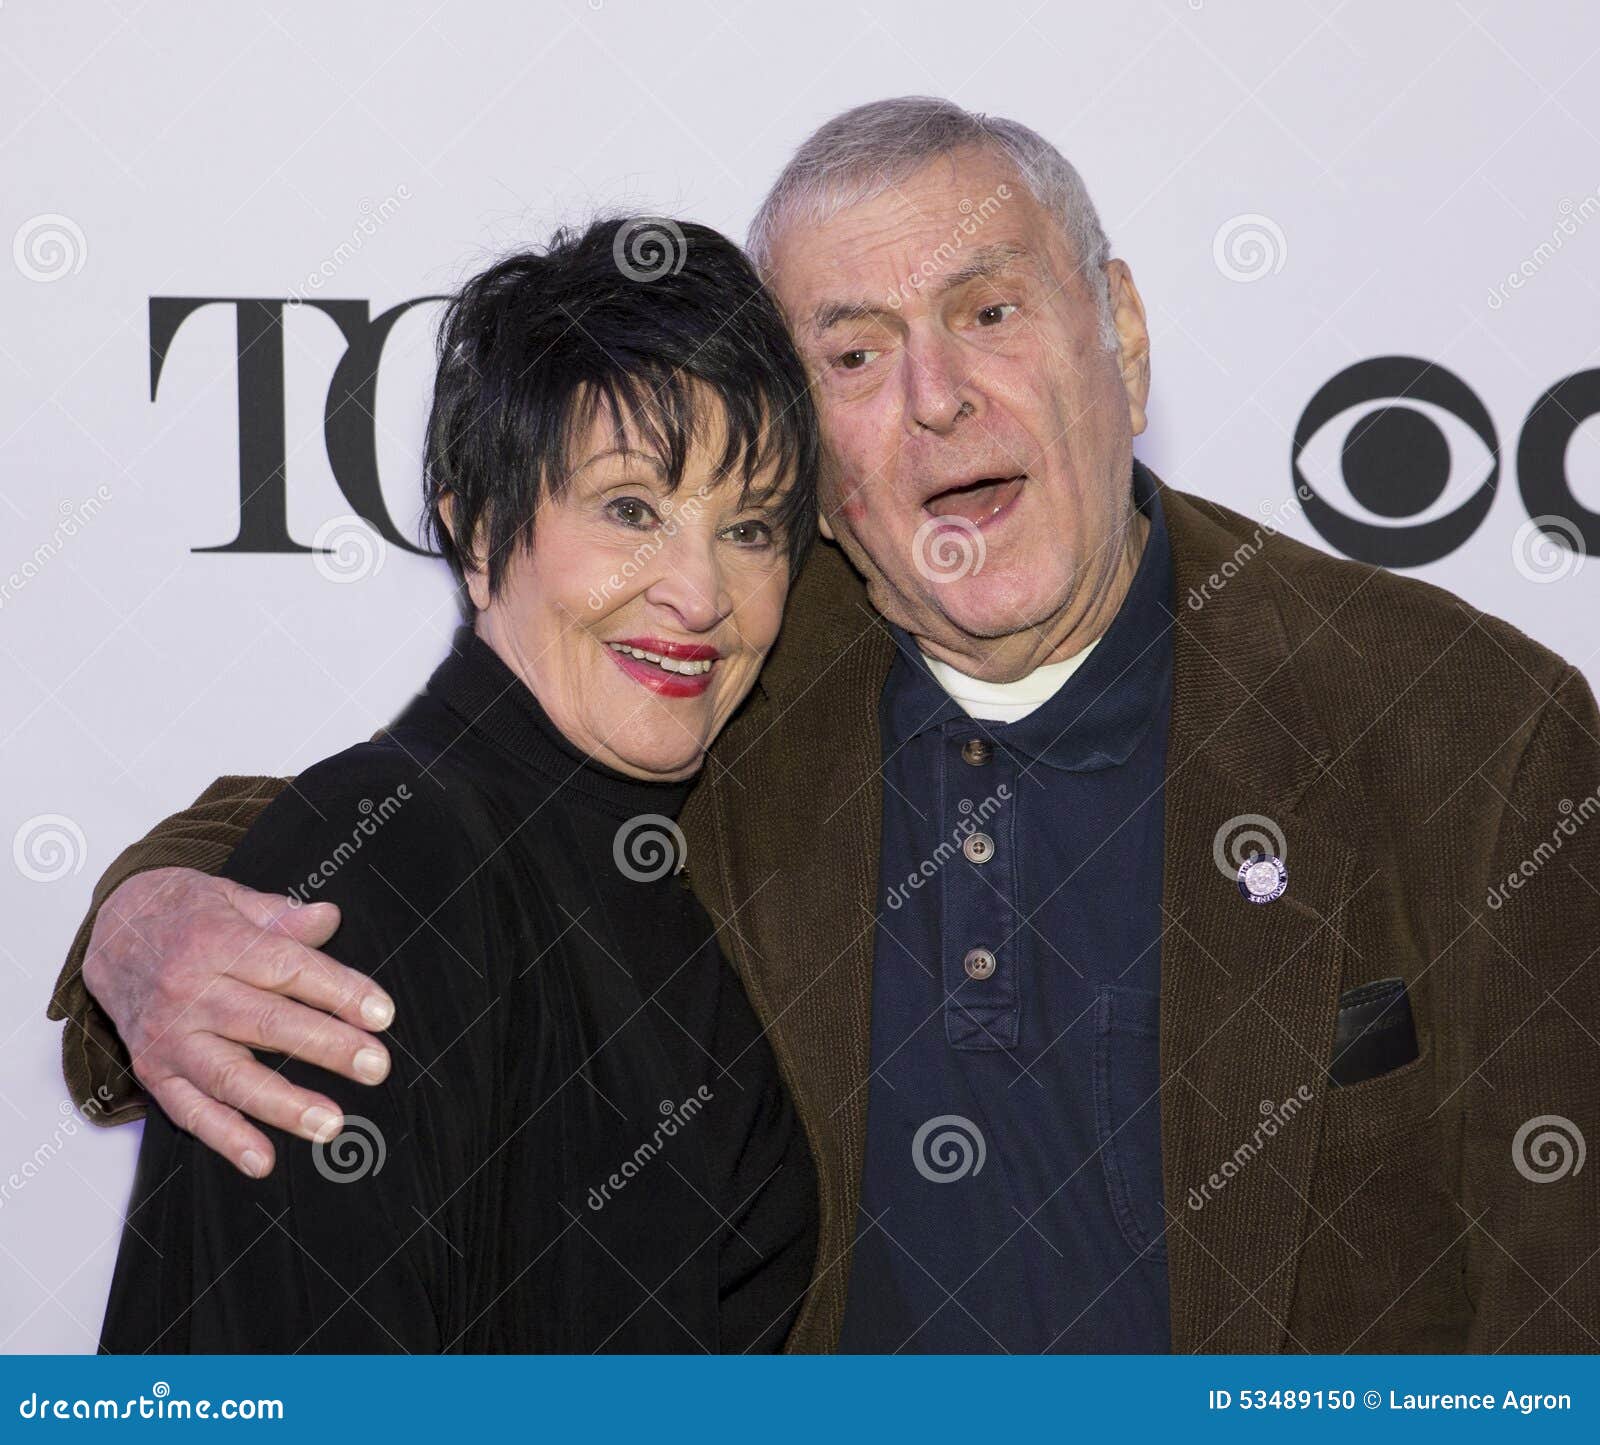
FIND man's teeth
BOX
[607,643,714,676]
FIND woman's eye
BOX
[975,302,1018,327]
[607,496,660,529]
[721,519,775,549]
[834,348,880,372]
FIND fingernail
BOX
[301,1106,342,1143]
[353,1048,389,1083]
[361,994,395,1029]
[241,1150,268,1179]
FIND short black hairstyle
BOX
[422,216,819,610]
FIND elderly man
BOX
[50,97,1600,1353]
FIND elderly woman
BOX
[99,218,819,1354]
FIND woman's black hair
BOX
[423,216,818,610]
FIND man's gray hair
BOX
[748,95,1117,349]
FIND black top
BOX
[100,628,818,1354]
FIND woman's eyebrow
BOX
[568,446,669,482]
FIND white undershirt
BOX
[922,638,1101,723]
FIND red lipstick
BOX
[605,636,721,699]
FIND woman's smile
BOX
[605,635,722,698]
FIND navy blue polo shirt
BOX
[840,467,1174,1353]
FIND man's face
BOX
[767,145,1150,675]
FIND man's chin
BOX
[924,572,1069,646]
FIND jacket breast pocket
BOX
[1294,1039,1470,1349]
[1092,984,1167,1263]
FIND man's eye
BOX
[721,519,775,549]
[607,496,660,529]
[976,303,1018,326]
[835,348,880,371]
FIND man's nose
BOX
[902,332,979,434]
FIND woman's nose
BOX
[643,539,731,633]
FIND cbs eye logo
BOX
[1292,356,1598,568]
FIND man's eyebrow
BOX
[809,242,1035,334]
[931,242,1032,294]
[811,299,888,333]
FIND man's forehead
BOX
[767,172,1057,318]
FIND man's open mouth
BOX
[921,474,1027,527]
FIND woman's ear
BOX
[437,492,492,612]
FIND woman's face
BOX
[460,406,798,782]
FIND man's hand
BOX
[82,867,395,1179]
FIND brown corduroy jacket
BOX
[50,467,1600,1353]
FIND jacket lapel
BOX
[1158,479,1362,1351]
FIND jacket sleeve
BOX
[1465,665,1600,1350]
[45,774,292,1123]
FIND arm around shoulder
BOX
[47,774,291,1119]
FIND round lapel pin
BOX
[1237,854,1288,904]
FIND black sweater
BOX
[100,628,818,1353]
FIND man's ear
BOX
[437,492,492,612]
[1105,259,1151,438]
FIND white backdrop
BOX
[3,0,1598,1353]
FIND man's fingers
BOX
[222,878,341,947]
[224,914,394,1032]
[182,1036,348,1146]
[147,1074,276,1179]
[204,980,391,1086]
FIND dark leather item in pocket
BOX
[1329,976,1419,1087]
